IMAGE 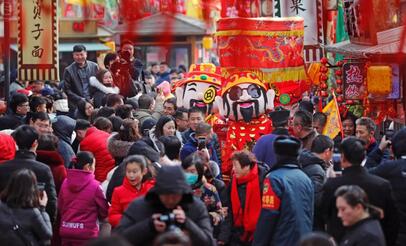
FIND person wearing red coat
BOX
[37,150,66,194]
[108,155,154,228]
[0,133,16,163]
[80,126,116,182]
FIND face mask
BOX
[184,172,198,185]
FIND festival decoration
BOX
[322,93,343,139]
[215,72,275,181]
[216,17,309,106]
[17,0,59,81]
[367,65,392,95]
[342,62,366,100]
[175,63,222,116]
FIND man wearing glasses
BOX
[0,93,29,130]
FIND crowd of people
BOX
[0,42,405,246]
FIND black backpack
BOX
[0,202,34,246]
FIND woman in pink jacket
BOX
[58,151,109,246]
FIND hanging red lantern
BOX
[321,74,328,81]
[337,95,344,103]
[346,100,354,105]
[336,79,342,85]
[320,57,328,64]
[320,66,328,73]
[335,70,342,76]
[320,83,328,89]
[337,61,344,66]
[336,87,343,94]
[321,91,328,97]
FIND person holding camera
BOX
[115,165,215,246]
[180,122,220,166]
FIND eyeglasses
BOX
[228,84,261,101]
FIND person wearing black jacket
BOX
[369,127,406,246]
[0,125,57,223]
[321,137,399,245]
[115,165,215,246]
[0,93,29,130]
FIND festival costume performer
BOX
[215,72,275,182]
[175,63,222,124]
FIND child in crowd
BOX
[108,155,154,228]
[58,151,109,246]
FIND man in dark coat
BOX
[0,93,29,130]
[253,136,314,246]
[0,125,57,223]
[369,127,406,246]
[321,136,399,245]
[253,106,290,167]
[115,165,215,246]
[63,45,99,115]
[299,135,334,230]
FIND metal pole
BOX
[3,0,10,102]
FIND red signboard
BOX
[343,62,366,100]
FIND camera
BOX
[159,213,179,231]
[197,137,207,150]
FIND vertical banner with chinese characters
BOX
[343,62,366,100]
[18,0,59,81]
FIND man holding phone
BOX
[180,122,220,166]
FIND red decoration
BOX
[336,87,343,94]
[336,79,342,85]
[335,70,342,76]
[320,57,328,64]
[337,95,343,103]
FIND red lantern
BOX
[346,100,354,105]
[336,87,343,94]
[335,70,342,76]
[337,95,343,103]
[321,74,328,81]
[321,91,328,97]
[320,57,328,64]
[321,83,328,89]
[337,61,343,66]
[320,66,328,73]
[336,79,342,85]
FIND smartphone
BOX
[197,137,206,150]
[37,182,46,192]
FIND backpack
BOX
[0,202,34,246]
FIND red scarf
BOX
[231,164,261,242]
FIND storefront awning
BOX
[10,42,111,52]
[324,40,406,58]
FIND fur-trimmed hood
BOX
[107,132,133,159]
[89,76,120,95]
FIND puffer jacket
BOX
[52,115,76,167]
[36,150,67,194]
[80,127,115,182]
[58,169,108,241]
[108,177,154,228]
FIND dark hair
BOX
[299,100,314,113]
[159,136,182,160]
[11,125,39,150]
[188,106,204,118]
[77,99,93,119]
[311,135,334,154]
[37,133,59,151]
[0,169,39,208]
[160,61,168,66]
[94,117,112,132]
[72,151,94,170]
[31,111,50,123]
[392,127,406,158]
[153,231,191,246]
[340,137,366,166]
[231,150,257,168]
[10,93,29,113]
[95,69,110,84]
[294,110,313,129]
[106,94,123,108]
[73,44,86,52]
[155,115,176,139]
[356,117,376,133]
[341,111,357,125]
[108,115,123,132]
[169,68,178,74]
[115,104,133,119]
[178,64,187,73]
[103,53,118,69]
[195,122,211,136]
[175,107,188,119]
[138,94,154,109]
[29,96,47,112]
[299,232,336,246]
[96,106,115,118]
[119,119,142,141]
[164,97,177,108]
[181,152,204,185]
[87,236,132,246]
[75,119,91,131]
[123,155,147,171]
[150,62,158,67]
[313,112,327,127]
[125,98,139,111]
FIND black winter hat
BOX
[269,106,290,127]
[148,165,192,195]
[274,135,302,157]
[128,140,160,163]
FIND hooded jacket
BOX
[109,177,154,228]
[107,132,134,165]
[115,166,215,246]
[89,76,120,108]
[53,115,76,167]
[0,133,16,163]
[80,127,116,182]
[253,128,289,168]
[36,150,67,194]
[58,169,109,241]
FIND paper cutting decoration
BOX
[18,0,59,81]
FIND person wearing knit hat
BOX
[253,135,313,246]
[0,133,16,163]
[253,106,291,167]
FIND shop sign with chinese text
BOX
[343,62,366,100]
[18,0,59,81]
